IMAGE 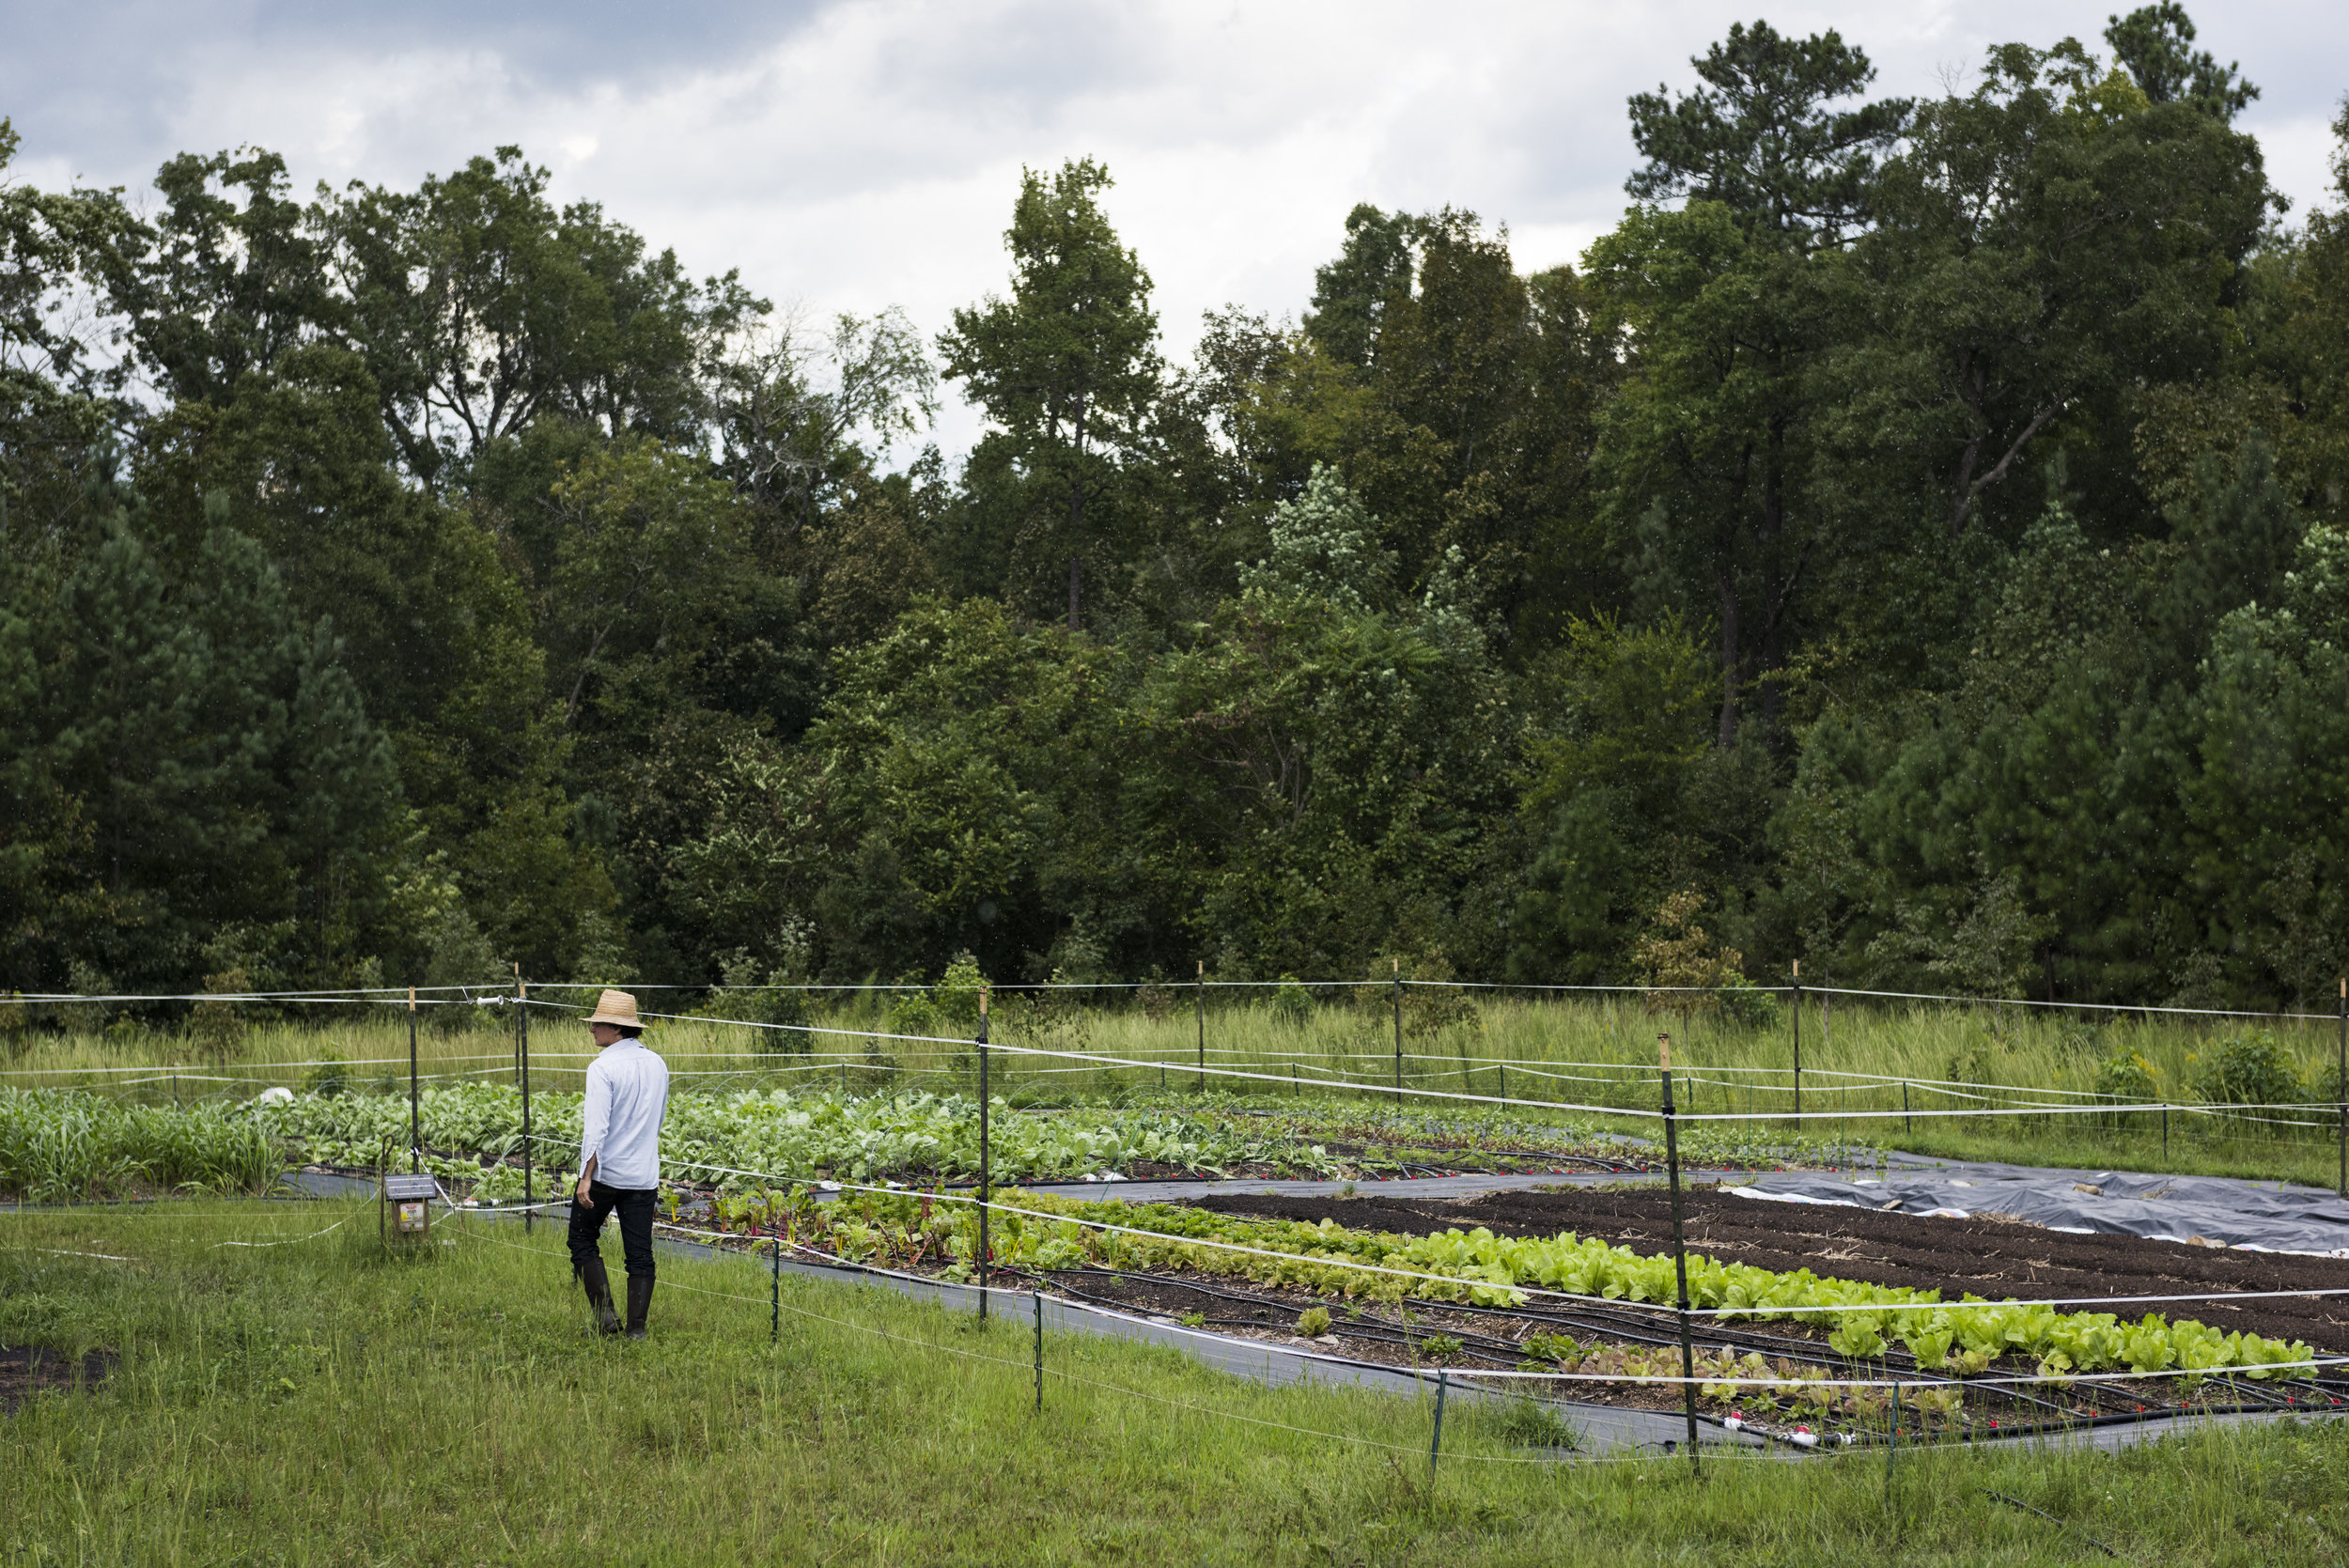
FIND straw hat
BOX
[584,988,642,1030]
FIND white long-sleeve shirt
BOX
[580,1037,669,1189]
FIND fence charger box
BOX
[381,1173,439,1249]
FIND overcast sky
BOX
[7,1,2342,455]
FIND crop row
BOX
[3,1083,1346,1201]
[771,1188,2315,1381]
[0,1088,283,1201]
[254,1083,1342,1198]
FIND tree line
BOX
[4,6,2347,1015]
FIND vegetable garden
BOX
[667,1179,2343,1452]
[11,976,2349,1467]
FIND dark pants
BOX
[568,1182,656,1281]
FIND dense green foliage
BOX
[2,1075,1882,1204]
[249,1081,1344,1197]
[6,8,2348,1017]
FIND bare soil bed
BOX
[1180,1185,2349,1350]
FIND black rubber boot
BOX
[577,1255,621,1335]
[625,1275,654,1341]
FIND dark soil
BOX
[1040,1268,1521,1372]
[1182,1186,2349,1350]
[0,1346,117,1414]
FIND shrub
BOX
[705,947,812,1050]
[2191,1031,2305,1122]
[2092,1046,2161,1126]
[419,906,508,1034]
[1270,975,1314,1027]
[188,968,252,1064]
[1719,974,1781,1031]
[1946,1037,1997,1086]
[1384,952,1482,1038]
[887,991,941,1041]
[932,953,990,1032]
[1008,968,1092,1057]
[301,1055,350,1099]
[56,960,115,1037]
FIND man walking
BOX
[568,989,669,1339]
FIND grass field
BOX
[11,986,2349,1187]
[6,1197,2349,1566]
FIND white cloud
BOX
[7,0,2341,459]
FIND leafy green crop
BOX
[790,1188,2317,1382]
[0,1088,284,1201]
[6,1084,1347,1203]
[251,1083,1340,1198]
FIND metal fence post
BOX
[1791,959,1803,1126]
[1430,1368,1448,1471]
[1034,1287,1044,1413]
[2336,978,2344,1199]
[977,986,990,1322]
[1659,1032,1699,1478]
[1392,958,1403,1107]
[771,1220,782,1344]
[1194,961,1205,1094]
[408,986,420,1174]
[517,969,533,1234]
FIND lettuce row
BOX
[851,1193,2318,1381]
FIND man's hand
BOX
[575,1154,597,1207]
